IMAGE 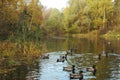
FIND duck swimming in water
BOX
[70,70,83,80]
[86,65,97,76]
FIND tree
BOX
[42,8,64,36]
[12,0,43,41]
[63,0,114,34]
[84,0,114,33]
[113,0,120,32]
[0,0,21,39]
[63,0,88,33]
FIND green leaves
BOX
[63,0,114,34]
[63,0,88,33]
[42,8,64,36]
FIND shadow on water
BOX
[0,37,120,80]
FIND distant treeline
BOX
[0,0,120,40]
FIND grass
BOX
[0,41,48,74]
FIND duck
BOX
[66,48,75,55]
[63,65,75,73]
[42,54,49,59]
[60,54,67,61]
[101,50,108,57]
[66,50,72,55]
[56,58,64,62]
[86,65,96,76]
[57,55,67,62]
[93,54,101,60]
[70,70,83,80]
[63,66,72,71]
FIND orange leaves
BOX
[27,0,43,26]
[0,0,43,39]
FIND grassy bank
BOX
[0,41,47,74]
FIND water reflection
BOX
[38,51,97,80]
[38,51,70,80]
[37,38,120,80]
[1,37,120,80]
[37,52,120,80]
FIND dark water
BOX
[1,37,120,80]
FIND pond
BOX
[0,37,120,80]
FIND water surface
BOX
[0,37,120,80]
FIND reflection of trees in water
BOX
[103,41,113,53]
[0,41,42,79]
[1,38,120,80]
[68,53,97,69]
[68,51,120,80]
[103,39,120,54]
[0,64,39,80]
[42,37,120,54]
[97,55,120,80]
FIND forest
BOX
[0,0,120,40]
[0,0,120,75]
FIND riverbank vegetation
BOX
[0,0,45,74]
[0,0,120,74]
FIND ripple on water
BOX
[38,51,70,80]
[26,51,120,80]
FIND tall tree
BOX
[113,0,120,32]
[63,0,114,34]
[0,0,21,39]
[64,0,88,33]
[0,0,43,40]
[43,8,64,36]
[87,0,114,33]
